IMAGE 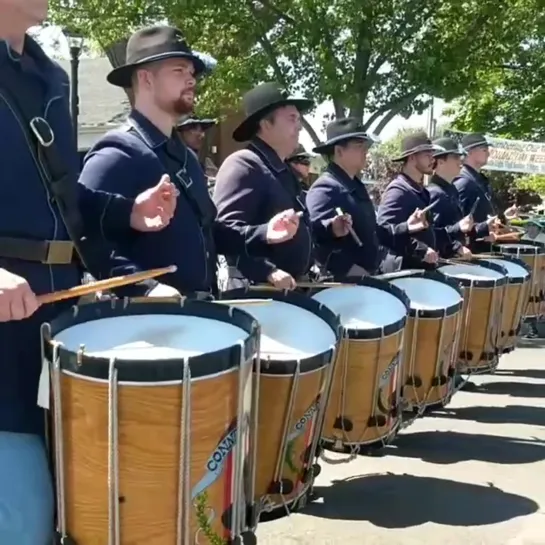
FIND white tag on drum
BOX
[37,358,50,410]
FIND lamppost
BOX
[63,30,84,148]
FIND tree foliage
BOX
[447,10,545,141]
[47,0,541,143]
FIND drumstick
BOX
[218,299,273,305]
[374,269,423,280]
[421,200,439,214]
[37,265,177,304]
[335,207,363,247]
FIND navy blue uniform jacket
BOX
[80,110,247,296]
[0,37,135,435]
[427,174,466,258]
[213,138,313,283]
[377,173,436,268]
[306,163,382,276]
[454,165,497,238]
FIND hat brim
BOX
[312,132,374,154]
[107,51,208,88]
[462,140,493,152]
[391,143,441,162]
[232,98,314,142]
[177,119,216,130]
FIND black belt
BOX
[0,237,74,264]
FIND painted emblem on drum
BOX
[192,420,237,545]
[379,354,399,386]
[284,398,320,473]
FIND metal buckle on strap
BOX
[44,241,74,265]
[29,117,55,148]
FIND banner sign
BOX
[444,130,545,175]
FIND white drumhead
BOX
[484,258,528,279]
[54,315,249,360]
[230,300,336,360]
[390,277,461,310]
[439,263,504,281]
[312,285,407,329]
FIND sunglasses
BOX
[292,159,311,166]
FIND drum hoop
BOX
[220,287,341,374]
[313,276,410,340]
[42,299,260,382]
[478,256,531,285]
[388,271,464,319]
[438,259,509,288]
[494,240,545,254]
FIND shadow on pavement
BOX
[514,337,545,349]
[430,404,545,427]
[473,381,545,399]
[307,473,538,527]
[495,368,545,380]
[383,430,545,465]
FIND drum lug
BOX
[312,462,322,478]
[431,375,448,386]
[54,533,77,545]
[267,478,294,495]
[405,375,423,388]
[333,415,353,432]
[367,415,387,427]
[229,531,257,545]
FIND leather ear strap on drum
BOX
[37,265,177,304]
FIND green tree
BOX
[47,0,541,143]
[446,11,545,140]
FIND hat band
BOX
[126,42,194,65]
[463,140,490,151]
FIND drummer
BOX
[428,137,474,259]
[213,82,350,290]
[175,115,218,178]
[454,133,517,252]
[376,132,440,269]
[286,144,313,193]
[305,117,402,279]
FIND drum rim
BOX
[312,276,410,340]
[438,259,509,288]
[220,287,341,374]
[42,299,260,382]
[387,270,464,318]
[494,240,545,254]
[478,255,531,285]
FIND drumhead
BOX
[390,277,462,311]
[230,299,337,361]
[484,258,529,280]
[439,263,504,281]
[312,285,407,335]
[54,314,249,360]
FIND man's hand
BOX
[458,246,473,259]
[267,269,296,290]
[458,214,474,234]
[147,283,181,297]
[266,209,302,244]
[487,215,502,232]
[331,213,352,238]
[483,232,497,242]
[131,175,179,231]
[504,204,519,220]
[423,247,439,264]
[0,269,40,321]
[407,208,429,233]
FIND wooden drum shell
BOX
[321,330,404,446]
[255,366,329,509]
[56,371,243,545]
[401,312,461,409]
[494,242,545,319]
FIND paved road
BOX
[256,337,545,545]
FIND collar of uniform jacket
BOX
[249,137,287,173]
[327,162,367,196]
[128,109,170,149]
[462,164,490,187]
[429,173,455,192]
[398,172,427,193]
[1,35,54,72]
